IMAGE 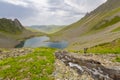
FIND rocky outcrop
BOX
[54,59,94,80]
[55,51,120,80]
[14,18,24,30]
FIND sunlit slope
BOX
[50,0,120,50]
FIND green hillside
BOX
[0,18,44,48]
[72,38,120,54]
[87,38,120,54]
[0,18,24,34]
[50,0,120,51]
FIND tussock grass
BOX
[115,57,120,62]
[0,48,56,80]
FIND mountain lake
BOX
[16,36,68,49]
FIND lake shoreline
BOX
[17,36,68,49]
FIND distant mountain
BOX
[50,0,120,51]
[0,18,24,34]
[0,18,42,48]
[30,25,65,34]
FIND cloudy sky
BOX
[0,0,107,26]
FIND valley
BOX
[30,25,65,34]
[50,0,120,51]
[0,0,120,80]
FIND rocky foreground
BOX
[0,48,120,80]
[54,51,120,80]
[0,48,34,60]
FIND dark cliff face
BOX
[0,18,25,34]
[14,18,24,30]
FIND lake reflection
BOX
[23,36,68,49]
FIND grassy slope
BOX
[86,38,120,54]
[0,29,32,48]
[86,38,120,62]
[0,18,45,48]
[0,19,21,34]
[0,48,56,80]
[50,0,120,51]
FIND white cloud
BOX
[1,0,29,7]
[0,0,107,25]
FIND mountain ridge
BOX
[0,18,43,48]
[50,0,120,51]
[0,18,24,34]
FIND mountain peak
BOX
[14,18,24,30]
[0,18,25,33]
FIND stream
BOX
[55,51,120,80]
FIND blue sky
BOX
[0,0,107,26]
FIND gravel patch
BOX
[0,48,34,60]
